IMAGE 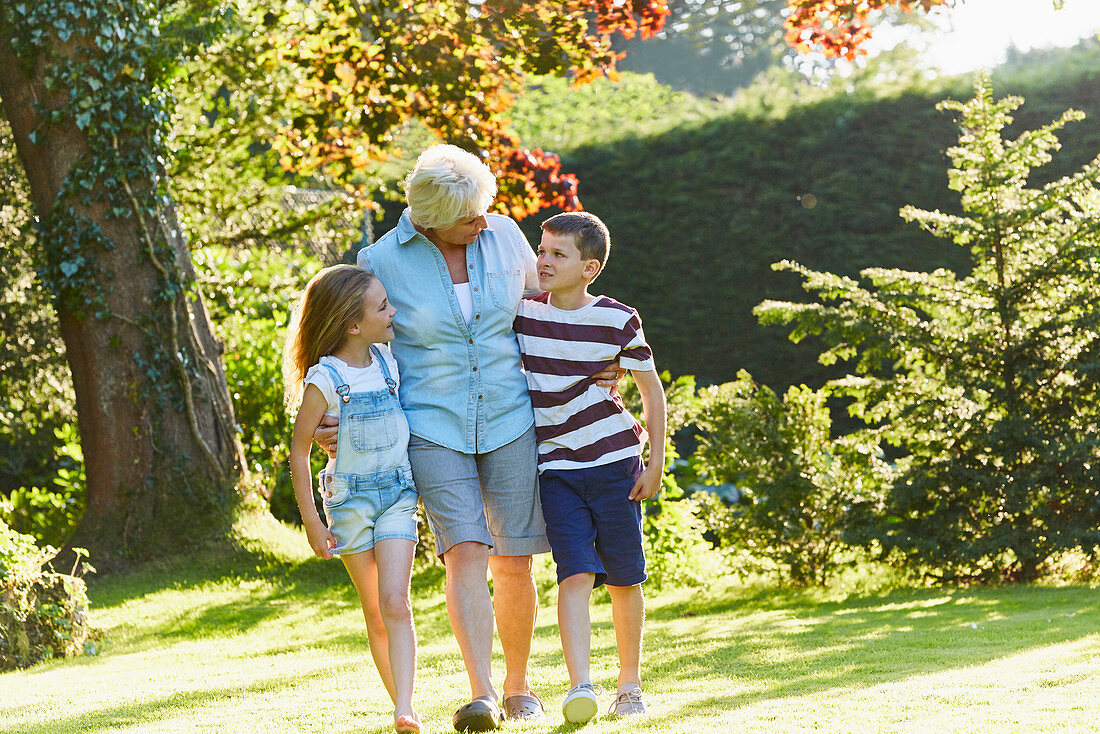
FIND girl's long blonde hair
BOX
[283,265,377,410]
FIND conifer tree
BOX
[757,77,1100,582]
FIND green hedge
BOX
[353,45,1100,400]
[508,45,1100,397]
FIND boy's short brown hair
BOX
[540,212,611,269]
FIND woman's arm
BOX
[313,415,339,457]
[290,384,338,559]
[522,246,540,296]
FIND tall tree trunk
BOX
[0,4,241,567]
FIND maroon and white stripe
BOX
[514,293,655,471]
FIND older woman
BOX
[331,145,550,731]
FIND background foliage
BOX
[509,41,1100,397]
[0,120,80,548]
[4,31,1100,585]
[757,77,1100,582]
[194,246,322,524]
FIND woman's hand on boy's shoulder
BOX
[629,462,663,501]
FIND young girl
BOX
[284,265,421,734]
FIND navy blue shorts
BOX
[539,455,647,588]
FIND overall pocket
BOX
[349,408,399,453]
[321,475,351,508]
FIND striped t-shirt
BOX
[514,292,656,472]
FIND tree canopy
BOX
[786,0,952,60]
[178,0,952,220]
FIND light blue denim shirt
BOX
[358,209,538,454]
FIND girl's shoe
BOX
[562,683,603,724]
[607,686,646,717]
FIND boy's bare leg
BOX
[374,538,420,728]
[606,583,644,690]
[488,554,539,698]
[342,550,396,701]
[557,573,596,686]
[443,541,497,701]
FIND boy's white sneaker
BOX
[608,686,646,717]
[562,683,602,724]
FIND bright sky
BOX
[870,0,1100,74]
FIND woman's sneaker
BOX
[608,686,646,717]
[562,683,602,724]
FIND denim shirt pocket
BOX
[487,268,523,314]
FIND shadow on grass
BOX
[83,524,1099,717]
[519,583,1098,720]
[88,534,398,606]
[85,523,454,654]
[628,584,1099,711]
[15,665,397,734]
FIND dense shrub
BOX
[616,372,720,587]
[689,371,892,585]
[0,423,85,547]
[0,521,95,671]
[641,481,719,589]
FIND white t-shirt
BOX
[303,347,408,475]
[304,350,401,417]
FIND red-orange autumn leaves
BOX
[785,0,955,60]
[272,0,949,218]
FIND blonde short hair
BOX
[404,145,497,230]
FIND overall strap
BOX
[322,363,351,403]
[370,344,398,396]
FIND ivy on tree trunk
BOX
[0,1,242,566]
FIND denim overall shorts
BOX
[318,345,418,555]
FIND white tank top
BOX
[453,281,474,325]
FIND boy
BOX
[513,212,667,724]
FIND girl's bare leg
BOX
[374,538,420,732]
[342,549,396,700]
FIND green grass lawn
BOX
[3,512,1098,734]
